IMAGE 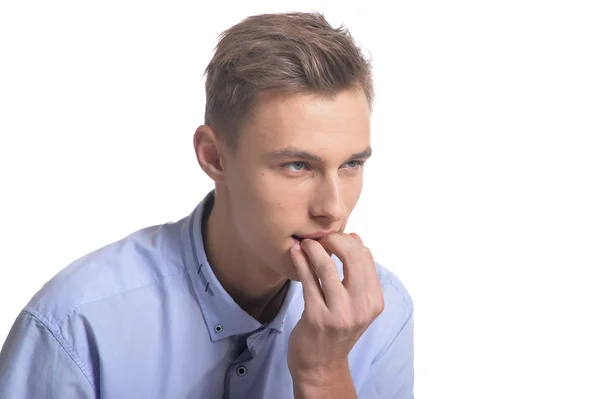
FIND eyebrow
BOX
[267,146,372,164]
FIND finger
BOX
[319,234,363,279]
[348,232,363,244]
[300,238,345,307]
[330,233,374,292]
[290,243,325,307]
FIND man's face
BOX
[220,88,371,280]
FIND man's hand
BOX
[288,232,385,398]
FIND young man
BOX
[0,12,414,398]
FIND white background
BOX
[1,1,599,398]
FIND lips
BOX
[292,233,336,257]
[292,234,325,242]
[292,230,337,242]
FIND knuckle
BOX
[332,314,354,332]
[314,259,337,278]
[356,295,385,324]
[306,313,322,327]
[370,289,385,315]
[353,310,369,327]
[348,247,364,263]
[373,297,385,316]
[348,245,370,262]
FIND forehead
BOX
[242,89,371,157]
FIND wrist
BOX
[291,361,353,397]
[290,359,348,380]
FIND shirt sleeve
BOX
[358,299,415,399]
[0,310,96,398]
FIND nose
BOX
[310,175,346,223]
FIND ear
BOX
[193,125,227,183]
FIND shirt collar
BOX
[181,189,301,342]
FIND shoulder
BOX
[375,260,413,313]
[365,260,414,357]
[343,257,414,375]
[24,219,186,328]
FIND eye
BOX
[284,162,308,172]
[282,160,365,175]
[344,160,364,169]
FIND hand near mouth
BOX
[288,232,384,398]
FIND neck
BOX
[203,189,289,324]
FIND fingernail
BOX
[292,243,301,251]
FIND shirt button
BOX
[214,324,223,333]
[236,366,247,377]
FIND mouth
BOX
[292,235,326,243]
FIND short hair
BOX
[203,11,374,152]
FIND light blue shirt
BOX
[0,190,414,398]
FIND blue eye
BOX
[282,160,364,174]
[286,162,307,171]
[345,160,364,169]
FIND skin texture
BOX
[194,87,384,397]
[289,231,384,398]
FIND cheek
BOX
[232,184,298,244]
[343,178,363,211]
[225,160,300,251]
